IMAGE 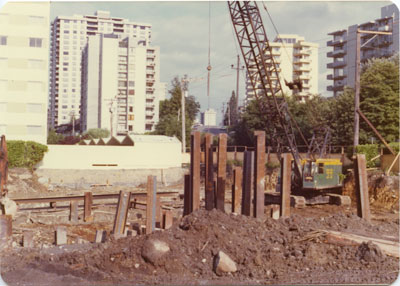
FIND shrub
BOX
[355,144,379,168]
[6,140,48,169]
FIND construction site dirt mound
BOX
[343,170,399,212]
[1,208,398,285]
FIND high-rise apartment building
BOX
[245,34,319,103]
[200,108,217,126]
[0,2,50,144]
[49,10,153,129]
[326,4,399,96]
[81,34,163,135]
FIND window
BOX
[128,115,134,121]
[27,81,43,92]
[27,103,43,113]
[73,31,77,34]
[27,125,43,135]
[62,105,67,109]
[128,125,133,131]
[29,38,42,48]
[318,163,324,174]
[0,58,7,68]
[129,106,133,112]
[28,59,44,69]
[63,68,68,71]
[63,51,69,55]
[118,81,127,87]
[63,30,69,34]
[128,81,135,87]
[29,16,45,25]
[0,36,7,45]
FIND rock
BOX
[38,177,49,185]
[213,250,237,276]
[18,173,32,180]
[0,197,18,218]
[141,239,170,266]
[356,241,385,262]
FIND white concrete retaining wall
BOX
[37,140,181,170]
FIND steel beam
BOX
[112,191,131,236]
[204,133,215,210]
[232,166,242,213]
[216,134,227,212]
[84,192,93,222]
[354,154,371,221]
[242,151,254,216]
[183,174,192,216]
[146,176,157,234]
[280,153,291,217]
[69,200,78,222]
[254,131,265,218]
[0,135,8,197]
[191,132,201,211]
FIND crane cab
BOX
[301,158,343,190]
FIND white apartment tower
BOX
[0,2,50,144]
[200,108,217,126]
[246,34,319,103]
[81,34,163,135]
[326,4,399,96]
[49,10,153,129]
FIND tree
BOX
[223,91,238,126]
[326,87,354,146]
[154,76,200,146]
[84,128,110,139]
[47,129,65,144]
[359,55,399,143]
[231,98,269,146]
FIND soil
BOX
[0,168,399,285]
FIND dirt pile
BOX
[1,208,398,285]
[343,170,399,212]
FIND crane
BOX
[228,1,342,192]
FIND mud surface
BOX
[1,168,399,285]
[1,206,399,285]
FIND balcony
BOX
[327,61,346,69]
[298,74,310,80]
[327,38,346,47]
[293,49,310,56]
[327,74,346,80]
[294,65,311,72]
[327,84,344,92]
[327,49,346,58]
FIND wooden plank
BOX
[146,176,157,234]
[280,153,291,217]
[112,191,131,236]
[83,192,93,222]
[242,151,254,216]
[232,167,242,213]
[322,230,399,258]
[204,133,214,210]
[254,131,265,218]
[216,134,227,212]
[354,154,371,221]
[191,132,201,211]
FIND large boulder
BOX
[0,197,17,218]
[213,250,237,276]
[141,239,170,266]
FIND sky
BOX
[48,0,396,124]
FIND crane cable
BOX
[262,1,301,84]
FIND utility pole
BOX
[231,54,245,123]
[353,29,392,153]
[181,76,188,153]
